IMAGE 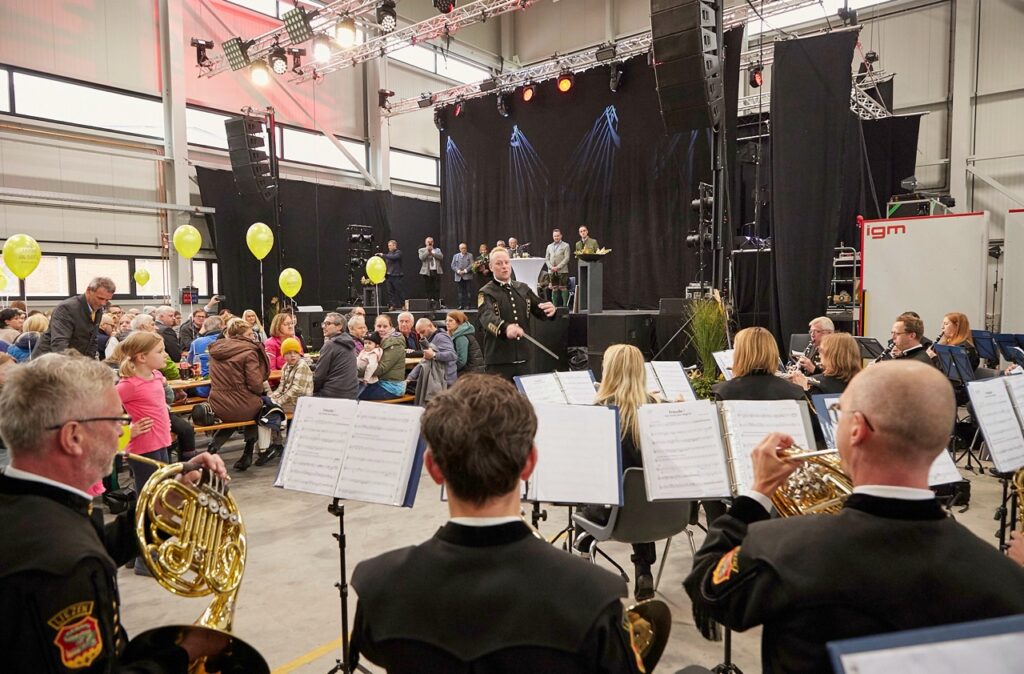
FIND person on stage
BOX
[507,237,522,258]
[575,225,599,256]
[477,248,556,380]
[450,243,474,310]
[795,316,834,375]
[685,360,1024,674]
[889,313,932,364]
[545,228,572,308]
[0,353,229,672]
[381,239,404,311]
[418,237,444,309]
[472,243,491,290]
[712,327,804,401]
[790,332,861,396]
[351,374,643,674]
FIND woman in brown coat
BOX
[208,317,271,470]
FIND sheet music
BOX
[837,632,1024,674]
[967,378,1024,473]
[275,398,357,496]
[531,404,621,505]
[720,400,812,494]
[928,451,963,486]
[1005,375,1024,421]
[651,361,697,402]
[555,371,598,405]
[336,402,424,505]
[638,402,731,499]
[644,363,663,398]
[713,349,735,380]
[517,374,569,404]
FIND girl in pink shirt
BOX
[116,332,172,495]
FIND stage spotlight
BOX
[269,46,289,75]
[434,0,455,14]
[336,17,357,48]
[521,84,536,102]
[377,0,397,33]
[748,63,763,88]
[596,43,616,62]
[865,50,879,64]
[557,72,574,94]
[453,99,465,117]
[222,36,253,71]
[378,88,395,109]
[609,64,623,92]
[250,60,271,86]
[418,93,436,109]
[282,7,315,44]
[287,47,306,72]
[434,108,447,131]
[497,91,512,118]
[191,38,214,68]
[312,35,333,63]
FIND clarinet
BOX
[874,338,895,363]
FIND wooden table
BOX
[169,378,210,391]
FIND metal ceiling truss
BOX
[201,0,380,77]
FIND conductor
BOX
[684,360,1024,673]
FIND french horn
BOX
[771,452,853,517]
[122,454,268,674]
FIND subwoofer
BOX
[650,0,723,133]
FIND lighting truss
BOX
[201,0,380,77]
[290,0,535,83]
[738,70,894,120]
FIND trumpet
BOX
[121,453,268,673]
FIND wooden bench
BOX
[193,413,294,435]
[378,394,416,404]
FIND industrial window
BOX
[74,258,130,296]
[191,260,210,297]
[134,258,169,298]
[24,255,70,298]
[280,126,366,172]
[389,149,438,186]
[389,44,436,72]
[436,56,490,85]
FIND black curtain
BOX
[770,32,858,343]
[197,167,438,316]
[440,56,712,310]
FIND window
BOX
[0,264,17,293]
[134,258,169,298]
[0,69,9,113]
[186,107,232,149]
[436,56,490,84]
[281,126,366,172]
[74,258,130,296]
[211,262,220,294]
[191,260,210,297]
[24,255,69,298]
[12,73,163,138]
[389,150,438,185]
[389,44,436,72]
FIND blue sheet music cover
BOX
[610,404,624,507]
[811,393,841,449]
[402,436,428,508]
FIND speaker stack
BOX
[588,312,657,380]
[650,0,724,134]
[224,116,277,200]
[347,225,375,306]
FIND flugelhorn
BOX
[122,453,268,674]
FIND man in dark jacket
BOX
[155,306,182,360]
[407,318,457,387]
[33,277,115,359]
[381,239,404,310]
[177,309,207,354]
[314,312,358,399]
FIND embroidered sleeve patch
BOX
[49,601,103,669]
[711,546,741,586]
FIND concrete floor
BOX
[118,441,1008,674]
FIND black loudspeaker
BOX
[650,0,723,133]
[588,312,657,378]
[406,299,432,312]
[294,311,325,351]
[659,297,687,315]
[225,116,276,200]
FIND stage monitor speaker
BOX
[659,297,688,315]
[650,0,723,133]
[406,299,433,312]
[588,312,657,379]
[224,117,276,200]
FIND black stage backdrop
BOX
[197,167,439,315]
[770,32,858,343]
[440,56,712,310]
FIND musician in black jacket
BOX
[686,360,1024,674]
[0,353,228,673]
[795,316,834,375]
[791,332,861,396]
[927,311,981,371]
[351,375,642,673]
[477,248,556,380]
[890,314,934,364]
[713,327,805,401]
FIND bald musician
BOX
[351,375,642,673]
[685,360,1024,674]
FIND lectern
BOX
[577,258,605,313]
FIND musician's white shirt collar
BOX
[746,483,932,512]
[2,465,94,501]
[450,516,523,527]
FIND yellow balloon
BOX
[279,268,302,298]
[172,225,202,259]
[365,256,387,285]
[2,234,42,279]
[118,426,132,452]
[246,222,274,260]
[133,269,150,287]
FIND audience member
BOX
[451,242,474,310]
[685,361,1024,673]
[407,318,457,402]
[128,314,179,380]
[446,310,484,375]
[356,335,383,391]
[348,314,368,354]
[187,315,224,397]
[263,337,313,465]
[114,315,132,341]
[473,243,491,290]
[178,309,208,353]
[712,327,804,401]
[358,315,407,401]
[242,309,267,342]
[313,312,358,400]
[208,318,271,471]
[351,374,642,673]
[0,307,24,343]
[796,316,834,375]
[265,312,303,370]
[153,305,182,360]
[791,332,861,395]
[577,344,660,601]
[33,277,114,359]
[397,311,420,353]
[6,332,39,363]
[96,313,118,360]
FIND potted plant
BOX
[687,298,727,399]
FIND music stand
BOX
[853,337,886,361]
[933,345,984,472]
[994,334,1024,367]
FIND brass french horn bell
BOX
[122,455,269,674]
[627,599,672,672]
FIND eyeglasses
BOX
[891,330,907,336]
[46,416,132,435]
[826,402,875,432]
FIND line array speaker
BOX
[650,0,723,134]
[224,116,277,201]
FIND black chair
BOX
[789,333,811,359]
